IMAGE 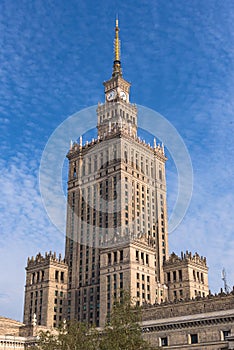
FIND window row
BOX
[99,109,135,123]
[167,270,183,283]
[107,250,124,265]
[193,270,204,283]
[30,270,44,284]
[55,270,65,282]
[136,250,149,265]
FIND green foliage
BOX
[33,291,159,350]
[99,291,158,350]
[35,321,99,350]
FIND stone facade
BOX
[141,291,234,349]
[64,20,169,326]
[0,316,50,349]
[163,251,209,301]
[23,251,68,328]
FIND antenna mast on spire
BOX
[222,268,231,293]
[112,18,122,77]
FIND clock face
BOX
[120,90,127,101]
[106,90,116,101]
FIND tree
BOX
[99,291,158,350]
[33,321,99,350]
[31,292,159,350]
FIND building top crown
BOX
[164,251,207,267]
[27,251,66,267]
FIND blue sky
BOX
[0,0,233,321]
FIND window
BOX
[167,272,171,283]
[173,271,176,281]
[120,250,123,262]
[179,269,182,281]
[193,270,196,281]
[136,250,139,261]
[221,330,231,340]
[146,254,149,265]
[55,270,59,281]
[108,253,111,265]
[201,272,204,283]
[160,337,168,346]
[189,334,198,344]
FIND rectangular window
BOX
[146,254,149,265]
[190,334,198,344]
[160,337,168,346]
[120,250,123,261]
[55,270,59,281]
[167,272,171,282]
[222,330,231,340]
[136,250,139,261]
[179,269,182,281]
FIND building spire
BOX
[112,17,122,77]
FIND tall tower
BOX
[23,252,68,328]
[65,20,168,327]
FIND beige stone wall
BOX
[163,252,209,302]
[142,292,234,320]
[0,317,24,336]
[23,253,68,328]
[142,293,234,349]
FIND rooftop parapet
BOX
[164,251,207,267]
[68,130,165,159]
[27,251,66,267]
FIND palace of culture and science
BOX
[16,21,233,349]
[23,19,209,328]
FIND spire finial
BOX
[115,17,120,61]
[113,17,122,77]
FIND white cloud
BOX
[0,152,64,320]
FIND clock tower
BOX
[97,19,137,139]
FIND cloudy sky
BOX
[0,0,233,321]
